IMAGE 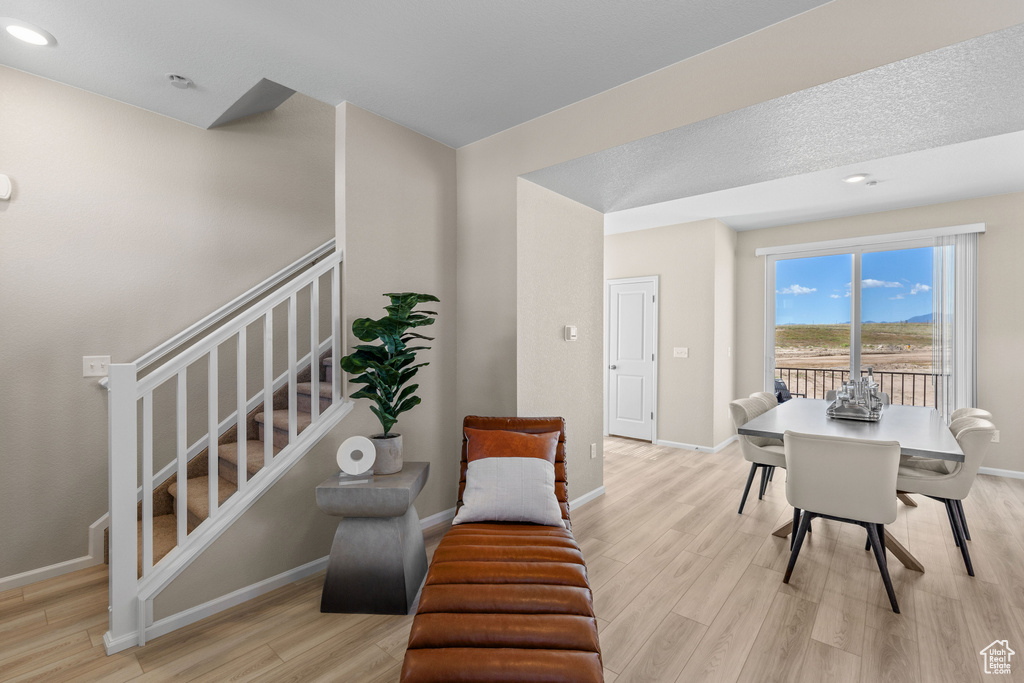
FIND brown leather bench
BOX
[400,417,603,683]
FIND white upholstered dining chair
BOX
[749,391,778,411]
[783,430,902,613]
[950,407,992,422]
[729,397,786,514]
[895,417,996,577]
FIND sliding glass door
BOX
[769,241,943,407]
[860,246,937,406]
[774,253,854,399]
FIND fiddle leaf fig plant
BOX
[339,292,439,437]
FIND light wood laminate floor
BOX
[4,437,1024,682]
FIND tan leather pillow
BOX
[464,428,559,463]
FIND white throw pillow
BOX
[452,456,566,528]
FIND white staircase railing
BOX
[104,246,350,653]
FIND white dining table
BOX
[738,398,964,573]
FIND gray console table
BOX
[316,461,429,614]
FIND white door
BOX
[607,278,656,441]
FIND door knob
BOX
[608,365,617,370]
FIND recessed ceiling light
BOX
[843,173,869,184]
[2,19,56,46]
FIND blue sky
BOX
[775,247,934,325]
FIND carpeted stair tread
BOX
[138,514,178,578]
[296,381,333,398]
[124,349,334,576]
[217,440,280,477]
[254,409,313,433]
[168,475,236,523]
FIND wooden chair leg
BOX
[877,523,887,567]
[865,533,871,551]
[946,499,974,577]
[791,508,801,550]
[769,466,775,482]
[784,512,814,584]
[866,523,899,613]
[897,492,918,507]
[738,463,758,514]
[955,500,971,541]
[758,466,768,500]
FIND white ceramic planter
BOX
[372,434,403,474]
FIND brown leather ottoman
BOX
[400,417,603,683]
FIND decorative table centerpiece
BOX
[339,292,438,474]
[826,368,884,422]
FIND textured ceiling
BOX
[604,129,1024,233]
[524,23,1024,217]
[0,0,830,147]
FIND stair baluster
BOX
[264,309,274,467]
[236,327,247,491]
[105,247,348,653]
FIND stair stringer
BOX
[115,397,353,650]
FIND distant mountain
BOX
[906,313,932,323]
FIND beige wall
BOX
[456,0,1024,488]
[713,223,737,447]
[735,192,1024,473]
[339,103,459,521]
[517,180,605,498]
[156,102,458,618]
[10,0,1024,604]
[0,65,336,579]
[605,220,735,449]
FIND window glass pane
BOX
[774,253,852,399]
[860,246,934,406]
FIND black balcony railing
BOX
[775,367,948,408]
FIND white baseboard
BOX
[143,555,329,644]
[89,513,109,561]
[1,510,109,592]
[0,553,103,593]
[978,466,1024,480]
[570,486,606,509]
[420,506,457,530]
[657,435,737,454]
[103,630,139,655]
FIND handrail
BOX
[103,239,335,387]
[105,246,345,653]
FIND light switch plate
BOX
[992,430,1000,443]
[673,347,688,358]
[83,355,110,377]
[590,443,597,459]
